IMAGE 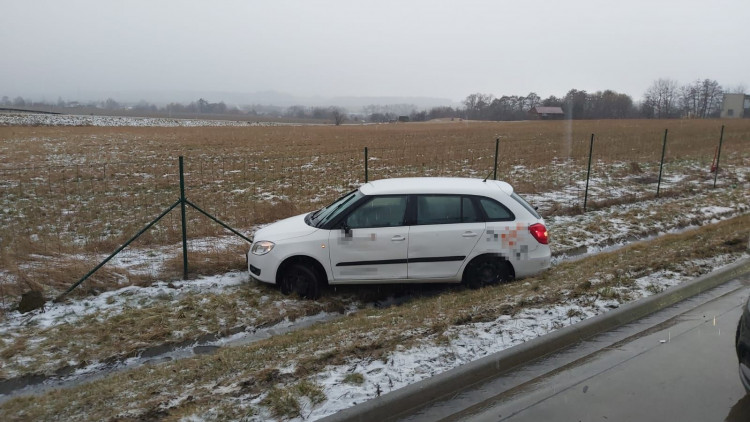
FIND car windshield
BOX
[307,189,363,228]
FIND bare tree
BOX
[564,89,588,119]
[541,95,563,107]
[678,79,723,118]
[728,84,747,94]
[463,93,493,119]
[679,81,700,118]
[103,98,120,110]
[697,79,723,118]
[463,93,480,112]
[330,107,346,125]
[643,78,679,118]
[525,92,541,110]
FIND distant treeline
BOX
[1,77,740,123]
[455,78,734,122]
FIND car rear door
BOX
[407,195,485,279]
[328,195,409,281]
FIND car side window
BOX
[462,197,482,223]
[416,195,482,225]
[345,195,408,228]
[479,197,514,221]
[417,195,460,225]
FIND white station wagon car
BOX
[248,177,550,298]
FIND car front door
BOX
[328,195,409,281]
[408,195,485,279]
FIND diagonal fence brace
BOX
[185,199,253,244]
[54,199,182,302]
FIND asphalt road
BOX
[399,273,750,422]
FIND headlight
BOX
[251,241,275,255]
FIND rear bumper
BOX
[511,246,551,278]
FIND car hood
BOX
[253,213,318,242]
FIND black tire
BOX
[462,256,513,289]
[280,263,321,300]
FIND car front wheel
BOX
[463,256,513,289]
[280,263,321,299]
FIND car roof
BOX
[359,177,514,196]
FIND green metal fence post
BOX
[583,134,595,212]
[493,138,499,180]
[179,156,188,279]
[713,125,724,188]
[657,129,668,198]
[57,155,253,300]
[364,147,368,183]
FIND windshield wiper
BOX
[309,207,324,220]
[317,195,356,227]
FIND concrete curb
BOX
[320,257,750,422]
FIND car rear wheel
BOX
[280,263,321,299]
[463,256,513,289]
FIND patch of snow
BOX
[0,113,289,128]
[0,271,248,334]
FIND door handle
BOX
[462,232,478,238]
[391,235,406,241]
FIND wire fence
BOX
[0,125,744,296]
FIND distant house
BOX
[528,106,564,120]
[398,115,410,122]
[721,93,750,118]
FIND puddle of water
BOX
[554,224,700,264]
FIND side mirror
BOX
[341,222,352,236]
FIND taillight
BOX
[529,223,548,245]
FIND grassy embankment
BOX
[1,213,748,421]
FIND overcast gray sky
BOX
[1,0,748,105]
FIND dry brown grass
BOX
[0,119,748,298]
[157,244,249,281]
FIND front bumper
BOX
[247,250,281,285]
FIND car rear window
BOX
[478,198,514,221]
[511,192,541,219]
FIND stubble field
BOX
[0,118,748,301]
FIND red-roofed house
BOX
[529,106,564,120]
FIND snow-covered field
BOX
[0,113,285,127]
